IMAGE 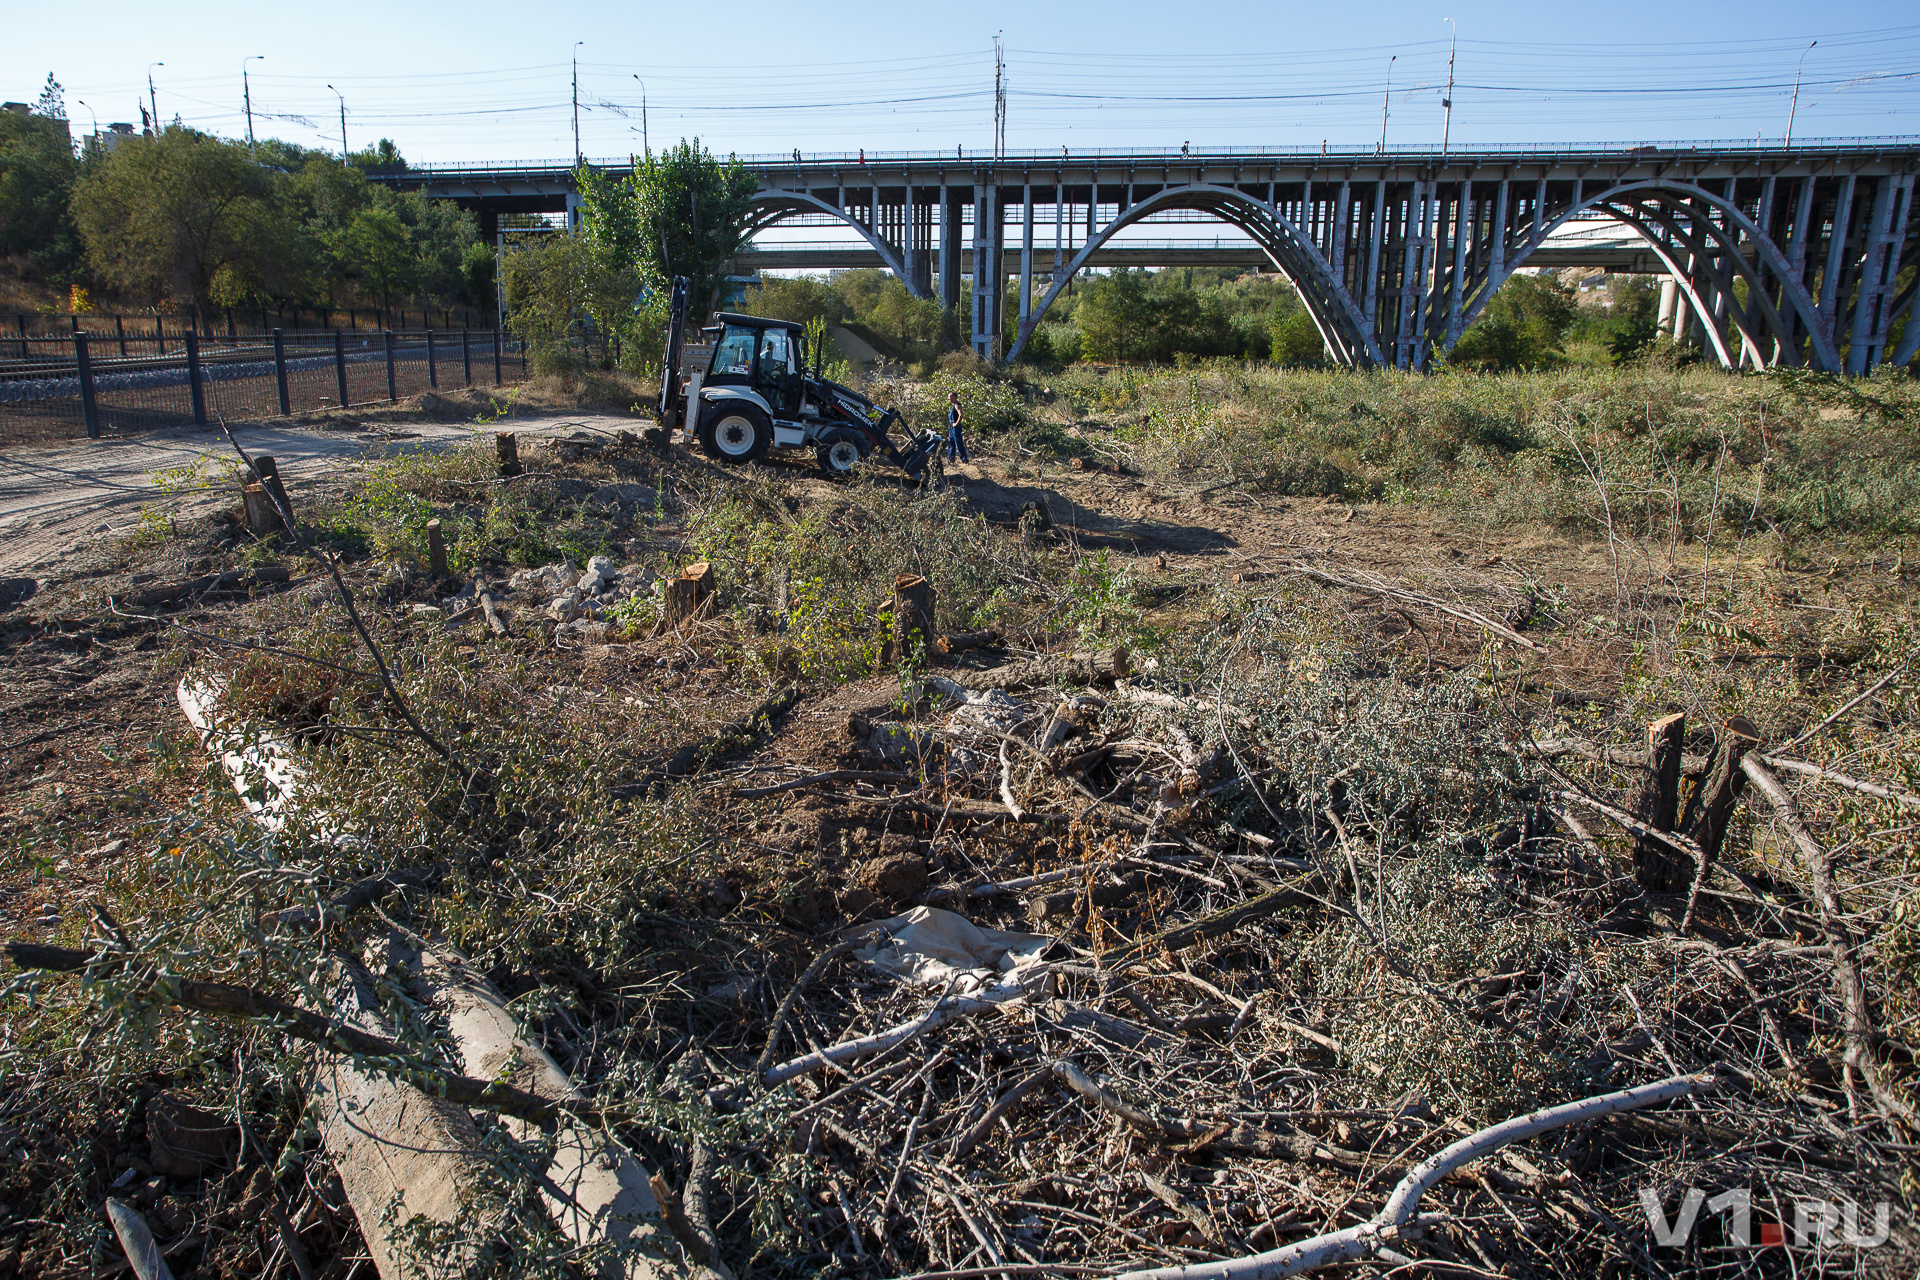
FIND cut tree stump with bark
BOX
[1632,712,1690,892]
[496,431,522,477]
[426,518,447,579]
[892,573,936,665]
[661,561,717,629]
[1684,715,1762,864]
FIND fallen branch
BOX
[952,1064,1057,1158]
[1741,758,1917,1127]
[266,863,446,930]
[1100,872,1315,971]
[4,942,611,1131]
[733,769,908,799]
[763,976,1035,1087]
[1760,754,1920,810]
[1113,1073,1717,1280]
[1053,1061,1369,1168]
[1282,562,1547,653]
[753,934,869,1081]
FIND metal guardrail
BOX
[377,136,1920,177]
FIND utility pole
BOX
[1379,55,1396,153]
[572,42,584,164]
[242,56,264,156]
[1441,19,1456,154]
[1785,40,1816,147]
[328,84,346,162]
[993,34,1006,163]
[147,63,163,137]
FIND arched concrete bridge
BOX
[377,142,1919,373]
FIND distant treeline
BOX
[1,100,491,323]
[745,263,1667,371]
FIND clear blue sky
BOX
[10,1,1917,163]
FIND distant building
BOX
[1,102,29,116]
[101,121,136,153]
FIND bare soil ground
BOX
[2,395,1914,1279]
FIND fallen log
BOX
[130,566,293,607]
[408,944,682,1280]
[311,957,498,1280]
[934,629,1000,656]
[105,1199,175,1280]
[968,647,1130,691]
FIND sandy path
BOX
[0,414,634,579]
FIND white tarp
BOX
[854,906,1052,994]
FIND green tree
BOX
[1078,269,1158,362]
[1603,275,1662,364]
[349,139,407,175]
[331,206,416,309]
[501,233,635,373]
[72,127,291,317]
[631,139,757,319]
[0,106,81,277]
[1269,305,1327,365]
[1448,271,1577,370]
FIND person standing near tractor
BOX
[946,390,969,463]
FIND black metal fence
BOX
[0,328,526,446]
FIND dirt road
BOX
[0,414,631,580]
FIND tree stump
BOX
[427,519,447,580]
[243,485,280,537]
[496,432,521,477]
[1683,715,1762,864]
[892,574,936,666]
[1631,712,1689,891]
[661,562,716,629]
[242,456,291,536]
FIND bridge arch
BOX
[1447,179,1842,372]
[1005,184,1384,367]
[744,190,924,297]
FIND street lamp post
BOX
[632,74,648,156]
[146,62,163,136]
[1379,55,1396,153]
[75,99,98,152]
[1441,19,1457,154]
[242,56,265,156]
[327,84,346,162]
[1785,40,1816,148]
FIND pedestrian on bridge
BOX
[946,390,968,464]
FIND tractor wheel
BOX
[815,430,870,480]
[701,405,771,465]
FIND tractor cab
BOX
[702,313,807,417]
